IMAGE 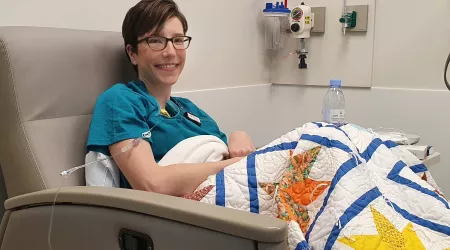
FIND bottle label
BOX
[324,109,345,124]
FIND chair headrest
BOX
[0,26,134,197]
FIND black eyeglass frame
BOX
[136,36,192,51]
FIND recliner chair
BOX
[0,27,287,250]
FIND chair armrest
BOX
[5,186,287,243]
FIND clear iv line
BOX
[48,176,67,250]
[60,131,153,177]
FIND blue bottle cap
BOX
[265,3,273,10]
[263,2,291,13]
[330,79,342,88]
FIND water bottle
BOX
[322,79,346,125]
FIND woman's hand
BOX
[228,131,256,158]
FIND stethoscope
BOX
[137,78,202,126]
[161,97,202,126]
[169,97,184,114]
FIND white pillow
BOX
[85,151,120,187]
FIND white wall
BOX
[0,0,271,91]
[373,0,450,90]
[271,0,376,87]
[1,0,450,197]
[271,0,450,89]
[176,0,271,91]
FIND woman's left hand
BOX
[228,131,256,158]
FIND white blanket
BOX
[85,135,228,187]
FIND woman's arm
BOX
[109,139,242,197]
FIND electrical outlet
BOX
[311,7,326,33]
[344,5,369,32]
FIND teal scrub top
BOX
[86,80,228,189]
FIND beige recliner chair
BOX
[0,27,287,250]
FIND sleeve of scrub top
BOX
[87,86,153,153]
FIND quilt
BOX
[187,122,450,249]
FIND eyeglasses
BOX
[137,36,192,51]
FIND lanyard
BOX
[168,97,201,126]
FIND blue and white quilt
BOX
[191,122,450,249]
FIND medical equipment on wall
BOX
[263,2,290,50]
[339,0,356,35]
[338,0,369,35]
[289,2,314,69]
[445,52,450,91]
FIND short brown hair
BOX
[122,0,188,74]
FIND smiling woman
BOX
[86,0,256,196]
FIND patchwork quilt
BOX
[188,122,450,249]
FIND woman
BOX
[86,0,255,196]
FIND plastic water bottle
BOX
[322,79,346,125]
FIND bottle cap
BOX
[330,79,342,88]
[263,2,291,13]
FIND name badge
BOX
[184,112,201,126]
[142,131,152,138]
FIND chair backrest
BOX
[0,27,134,198]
